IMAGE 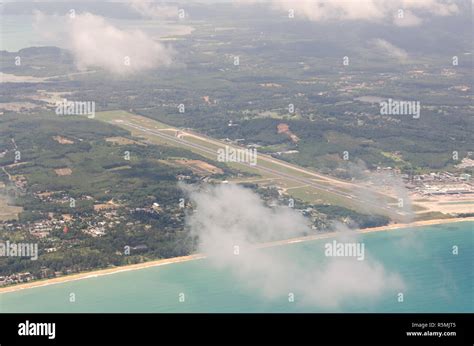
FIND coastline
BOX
[1,216,472,294]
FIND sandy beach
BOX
[1,217,472,294]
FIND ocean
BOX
[0,15,194,52]
[0,222,472,313]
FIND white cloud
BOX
[236,0,459,25]
[70,13,174,74]
[393,10,424,27]
[128,0,180,19]
[34,11,175,75]
[273,0,386,21]
[183,183,404,309]
[370,38,409,61]
[401,0,459,16]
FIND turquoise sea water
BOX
[0,222,472,313]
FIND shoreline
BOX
[1,217,472,294]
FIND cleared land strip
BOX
[112,120,397,216]
[183,129,354,188]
